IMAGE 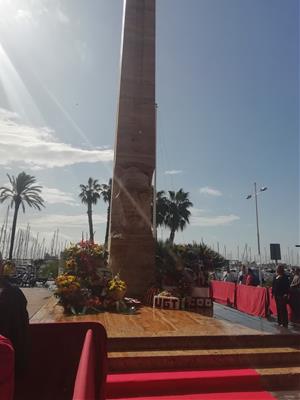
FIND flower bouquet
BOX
[55,241,131,314]
[107,274,127,301]
[55,241,110,314]
[55,274,87,314]
[63,241,109,295]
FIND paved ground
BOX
[272,392,300,399]
[21,287,52,319]
[214,303,300,334]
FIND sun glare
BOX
[0,42,42,125]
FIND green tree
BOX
[180,242,226,269]
[100,178,112,247]
[156,190,169,227]
[79,177,101,242]
[162,189,193,244]
[155,240,225,287]
[39,260,59,278]
[0,172,44,260]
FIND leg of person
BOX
[275,297,283,325]
[295,289,300,322]
[281,299,288,327]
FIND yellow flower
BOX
[3,261,16,276]
[65,259,77,269]
[108,274,127,292]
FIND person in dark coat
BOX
[272,264,290,328]
[0,253,29,376]
[238,265,247,285]
[289,268,300,323]
[245,268,257,286]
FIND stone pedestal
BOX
[109,235,154,298]
[109,0,156,298]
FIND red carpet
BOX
[106,369,276,400]
[109,393,275,400]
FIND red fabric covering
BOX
[109,392,276,400]
[0,335,15,400]
[14,322,107,400]
[107,369,263,398]
[268,288,292,321]
[236,284,268,317]
[210,280,236,306]
[72,329,95,400]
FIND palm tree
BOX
[187,242,226,269]
[156,190,169,227]
[100,179,112,247]
[165,189,193,244]
[79,178,101,242]
[0,172,45,260]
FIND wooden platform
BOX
[31,296,299,337]
[31,296,300,351]
[30,296,259,336]
[30,296,300,391]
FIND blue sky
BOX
[0,0,298,263]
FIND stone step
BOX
[108,346,300,373]
[108,334,300,352]
[258,366,300,390]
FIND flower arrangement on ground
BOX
[55,274,87,314]
[55,241,109,314]
[55,241,131,314]
[107,274,127,301]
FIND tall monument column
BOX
[108,0,156,298]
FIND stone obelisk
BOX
[108,0,156,298]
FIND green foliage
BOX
[39,260,59,278]
[156,189,193,243]
[79,177,101,206]
[0,172,44,211]
[0,171,45,259]
[99,179,112,204]
[79,177,102,242]
[100,179,112,247]
[155,240,178,286]
[155,240,225,286]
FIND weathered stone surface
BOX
[109,0,156,298]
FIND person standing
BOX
[223,266,234,282]
[0,253,29,376]
[245,268,256,286]
[238,265,247,285]
[272,265,290,328]
[289,268,300,323]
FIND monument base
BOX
[109,235,155,299]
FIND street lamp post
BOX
[246,183,268,285]
[296,245,300,267]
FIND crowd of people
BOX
[272,265,300,327]
[222,264,300,327]
[222,265,260,286]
